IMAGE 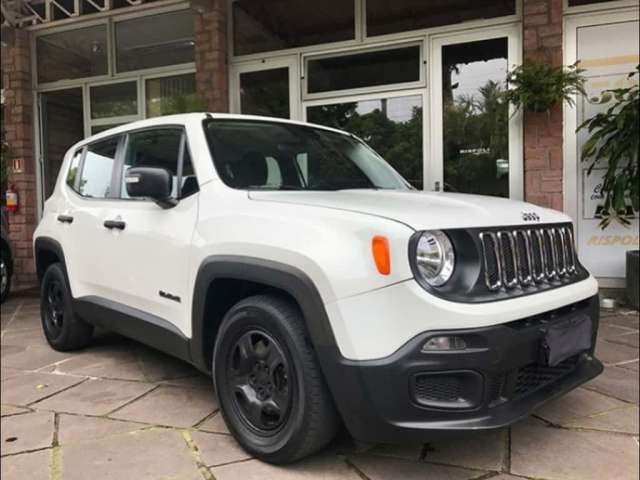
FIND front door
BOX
[230,56,300,120]
[429,25,522,198]
[98,127,199,335]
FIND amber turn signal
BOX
[372,236,391,275]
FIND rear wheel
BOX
[0,248,11,304]
[40,263,93,351]
[213,294,338,464]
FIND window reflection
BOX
[90,82,137,119]
[442,38,509,197]
[115,11,195,72]
[308,95,423,189]
[233,0,354,55]
[307,46,421,94]
[366,0,515,37]
[37,25,108,83]
[146,74,200,118]
[240,68,290,119]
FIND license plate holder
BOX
[542,313,593,367]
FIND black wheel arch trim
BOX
[190,255,338,373]
[34,237,71,292]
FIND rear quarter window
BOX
[77,137,120,198]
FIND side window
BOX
[65,149,83,192]
[79,137,119,198]
[121,128,198,199]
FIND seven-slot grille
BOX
[479,226,577,292]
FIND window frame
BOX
[302,40,426,101]
[31,3,196,91]
[112,124,196,201]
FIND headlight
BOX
[415,230,455,286]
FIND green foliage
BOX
[443,79,509,196]
[503,61,586,113]
[156,94,208,116]
[578,66,639,229]
[308,102,423,187]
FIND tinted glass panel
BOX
[90,82,137,119]
[91,124,124,136]
[146,74,199,118]
[37,25,108,83]
[80,138,119,198]
[115,11,195,72]
[442,38,509,197]
[308,95,423,189]
[41,88,84,199]
[233,0,354,55]
[240,68,290,118]
[307,46,420,94]
[121,129,184,199]
[367,0,515,37]
[204,120,409,191]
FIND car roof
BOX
[74,113,353,151]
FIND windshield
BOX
[203,119,411,191]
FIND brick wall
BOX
[2,27,38,289]
[522,0,564,211]
[193,0,229,112]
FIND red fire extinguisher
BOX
[5,185,18,213]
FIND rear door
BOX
[99,127,199,335]
[63,135,125,301]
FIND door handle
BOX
[103,220,126,230]
[57,214,74,224]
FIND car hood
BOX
[248,189,569,230]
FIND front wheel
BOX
[213,295,339,464]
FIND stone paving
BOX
[1,294,638,480]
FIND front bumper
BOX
[320,294,602,443]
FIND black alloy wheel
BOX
[44,278,66,341]
[227,329,293,433]
[40,263,93,351]
[213,294,339,464]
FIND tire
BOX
[40,263,93,351]
[213,294,339,464]
[0,248,11,304]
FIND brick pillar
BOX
[523,0,564,211]
[2,27,38,289]
[193,0,229,113]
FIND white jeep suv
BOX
[34,113,602,463]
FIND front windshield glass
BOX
[203,119,411,191]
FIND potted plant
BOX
[579,66,639,310]
[503,61,586,113]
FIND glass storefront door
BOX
[38,88,85,200]
[429,26,522,198]
[231,56,300,119]
[306,92,425,189]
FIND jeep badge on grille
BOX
[522,212,541,222]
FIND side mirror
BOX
[124,167,176,208]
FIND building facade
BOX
[1,0,638,290]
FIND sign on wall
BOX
[576,20,639,280]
